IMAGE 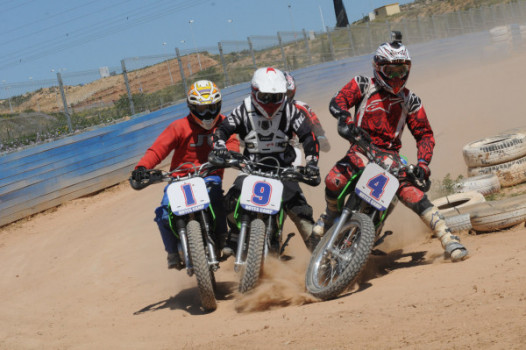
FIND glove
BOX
[130,166,148,190]
[304,155,320,178]
[208,140,229,166]
[413,161,431,181]
[337,117,360,141]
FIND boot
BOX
[312,196,339,237]
[289,213,319,252]
[420,206,469,262]
[167,252,183,270]
[306,233,321,253]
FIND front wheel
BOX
[186,220,217,311]
[238,218,266,293]
[305,212,375,301]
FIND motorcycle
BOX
[305,128,430,301]
[130,162,223,311]
[213,151,320,293]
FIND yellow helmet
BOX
[187,80,222,130]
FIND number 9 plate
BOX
[240,175,284,215]
[355,163,399,211]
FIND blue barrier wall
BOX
[0,32,492,227]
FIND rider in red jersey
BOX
[313,32,468,262]
[130,80,240,269]
[284,71,330,153]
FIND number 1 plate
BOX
[167,177,210,216]
[355,163,399,211]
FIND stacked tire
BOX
[433,129,526,233]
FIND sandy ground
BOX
[2,44,526,350]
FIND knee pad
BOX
[324,168,348,194]
[400,189,433,215]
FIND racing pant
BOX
[224,174,317,250]
[154,175,227,254]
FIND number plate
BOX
[240,175,283,214]
[355,163,399,211]
[167,177,210,216]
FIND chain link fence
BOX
[2,1,526,154]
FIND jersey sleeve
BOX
[136,121,179,169]
[214,104,244,144]
[329,76,367,121]
[291,104,319,158]
[406,96,435,164]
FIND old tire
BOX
[453,174,501,195]
[186,220,217,311]
[238,219,266,294]
[444,213,472,232]
[468,195,526,232]
[462,133,526,168]
[305,212,375,301]
[432,191,486,215]
[468,154,526,187]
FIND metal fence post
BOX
[457,11,465,35]
[56,72,73,132]
[326,26,335,61]
[175,48,188,93]
[120,59,135,116]
[346,24,356,56]
[218,42,230,87]
[302,29,313,65]
[247,37,257,69]
[277,32,288,71]
[366,22,374,52]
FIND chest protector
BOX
[244,99,289,154]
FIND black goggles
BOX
[255,91,285,104]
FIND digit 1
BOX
[181,183,196,206]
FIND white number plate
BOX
[355,163,399,211]
[240,175,283,215]
[167,177,210,216]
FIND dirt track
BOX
[1,46,526,349]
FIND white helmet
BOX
[372,32,412,95]
[187,80,222,130]
[250,67,287,120]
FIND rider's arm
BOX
[328,76,367,121]
[295,100,325,136]
[136,119,180,169]
[214,103,245,145]
[290,103,319,159]
[406,95,435,164]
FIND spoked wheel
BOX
[305,212,375,300]
[186,220,217,311]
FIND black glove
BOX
[208,140,229,166]
[130,166,148,190]
[304,155,320,178]
[413,161,431,181]
[337,117,360,141]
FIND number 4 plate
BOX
[167,177,210,216]
[355,163,399,211]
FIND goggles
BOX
[255,91,285,104]
[194,103,219,117]
[380,64,410,79]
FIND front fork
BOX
[234,213,250,272]
[175,218,192,276]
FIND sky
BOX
[0,0,413,85]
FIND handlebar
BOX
[209,151,321,186]
[129,162,222,190]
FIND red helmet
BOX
[250,67,287,120]
[187,80,222,130]
[373,38,412,95]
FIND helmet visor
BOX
[255,91,285,104]
[380,64,410,79]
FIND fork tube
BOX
[234,217,249,272]
[201,211,218,265]
[326,208,352,248]
[176,219,192,276]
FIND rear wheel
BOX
[186,220,217,311]
[238,218,266,293]
[305,212,375,301]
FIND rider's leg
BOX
[154,189,183,270]
[220,176,244,258]
[398,185,469,262]
[284,182,319,252]
[205,176,227,252]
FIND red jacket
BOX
[136,114,240,177]
[330,75,435,164]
